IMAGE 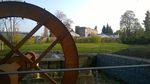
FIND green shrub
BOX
[75,35,101,43]
[75,36,118,43]
[26,37,35,44]
[40,37,52,43]
[12,34,22,44]
[101,38,117,43]
[89,35,101,43]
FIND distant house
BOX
[0,31,28,38]
[70,31,80,37]
[110,34,119,39]
[98,34,119,39]
[35,36,41,43]
[75,26,98,37]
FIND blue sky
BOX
[25,0,88,16]
[24,0,150,33]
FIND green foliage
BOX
[40,37,51,43]
[130,10,150,44]
[119,10,145,44]
[135,33,150,44]
[115,44,150,59]
[101,38,117,43]
[114,30,120,35]
[26,37,35,44]
[89,35,101,43]
[144,10,150,32]
[75,35,118,43]
[12,33,22,44]
[75,35,101,43]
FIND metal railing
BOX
[0,64,150,75]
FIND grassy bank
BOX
[76,43,129,53]
[1,43,150,58]
[1,43,129,53]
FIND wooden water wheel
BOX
[0,1,78,84]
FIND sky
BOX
[24,0,150,33]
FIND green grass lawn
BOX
[1,42,150,58]
[76,43,129,53]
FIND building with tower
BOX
[75,26,98,37]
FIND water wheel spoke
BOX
[15,23,43,49]
[35,66,57,84]
[15,52,57,84]
[0,23,43,64]
[34,38,59,64]
[0,51,13,64]
[15,50,33,63]
[0,34,14,49]
[0,34,15,64]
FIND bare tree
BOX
[0,17,22,44]
[0,0,23,50]
[55,10,73,31]
[55,10,67,22]
[0,0,23,43]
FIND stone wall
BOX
[95,53,150,84]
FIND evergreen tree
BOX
[109,26,113,34]
[102,25,106,34]
[102,24,113,35]
[106,24,113,35]
[106,24,109,34]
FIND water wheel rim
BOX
[0,1,78,84]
